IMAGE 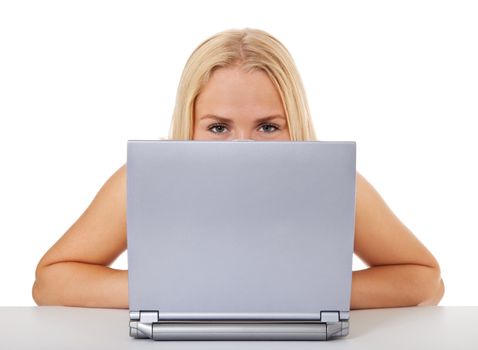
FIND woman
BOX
[32,28,444,309]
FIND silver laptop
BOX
[126,140,356,340]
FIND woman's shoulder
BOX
[116,162,127,179]
[105,162,126,192]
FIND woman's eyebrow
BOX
[199,114,286,123]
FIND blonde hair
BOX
[167,28,317,141]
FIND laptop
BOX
[126,140,357,340]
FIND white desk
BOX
[0,306,476,349]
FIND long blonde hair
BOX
[167,28,317,141]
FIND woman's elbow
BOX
[430,277,445,305]
[418,266,445,306]
[32,264,56,306]
[32,266,49,306]
[32,280,44,306]
[436,278,445,303]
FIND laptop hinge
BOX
[321,311,349,338]
[129,310,159,338]
[321,310,349,322]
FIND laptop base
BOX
[130,311,349,341]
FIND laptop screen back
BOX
[127,140,356,318]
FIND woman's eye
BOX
[259,123,279,133]
[208,123,228,134]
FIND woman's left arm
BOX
[351,172,445,309]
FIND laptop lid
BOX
[126,140,356,322]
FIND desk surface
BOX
[0,306,476,349]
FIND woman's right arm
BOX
[32,163,129,308]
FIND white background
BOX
[0,0,477,306]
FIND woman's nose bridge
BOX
[231,129,253,140]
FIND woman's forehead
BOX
[195,67,284,116]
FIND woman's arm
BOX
[32,163,129,308]
[350,172,444,309]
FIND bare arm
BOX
[350,172,444,309]
[32,163,129,308]
[33,165,444,309]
